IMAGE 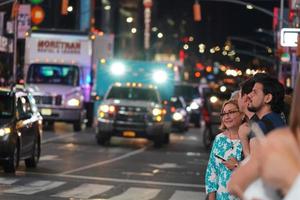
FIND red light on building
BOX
[171,106,176,113]
[179,50,185,62]
[31,5,45,25]
[289,10,296,22]
[61,0,69,15]
[194,71,201,78]
[273,7,279,30]
[196,62,204,70]
[143,0,153,8]
[181,37,189,43]
[11,2,19,19]
[193,1,201,22]
[206,66,213,73]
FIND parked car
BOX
[170,96,189,132]
[174,83,202,127]
[0,85,43,173]
[202,90,230,149]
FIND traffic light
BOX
[31,6,45,25]
[193,1,201,22]
[61,0,69,15]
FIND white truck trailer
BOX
[24,30,114,131]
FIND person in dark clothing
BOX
[228,73,287,197]
[247,73,286,136]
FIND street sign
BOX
[18,4,31,39]
[280,28,300,47]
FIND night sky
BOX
[155,0,282,67]
[156,0,280,46]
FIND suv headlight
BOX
[190,102,199,110]
[152,108,163,122]
[152,108,162,116]
[172,112,183,121]
[67,98,81,107]
[0,127,11,137]
[98,105,115,118]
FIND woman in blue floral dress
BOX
[205,99,243,200]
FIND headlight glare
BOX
[0,127,11,137]
[210,96,218,103]
[110,62,126,76]
[67,98,80,106]
[152,108,162,116]
[100,105,109,112]
[173,112,183,121]
[152,70,167,84]
[190,102,199,110]
[100,105,115,113]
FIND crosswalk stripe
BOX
[4,180,65,195]
[107,187,161,200]
[169,190,207,200]
[52,183,113,199]
[0,178,18,185]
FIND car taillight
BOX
[202,107,210,123]
[170,106,176,113]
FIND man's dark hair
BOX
[253,73,285,113]
[239,78,255,96]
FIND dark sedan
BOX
[0,85,43,173]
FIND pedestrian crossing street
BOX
[0,177,207,199]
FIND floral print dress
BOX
[205,133,243,200]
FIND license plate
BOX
[41,108,52,116]
[123,131,136,137]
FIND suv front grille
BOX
[114,106,148,130]
[34,95,62,105]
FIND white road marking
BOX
[24,171,205,189]
[122,172,154,176]
[52,183,113,199]
[4,180,65,195]
[186,152,202,157]
[59,146,148,175]
[149,163,182,169]
[108,187,161,200]
[0,178,18,185]
[39,155,61,161]
[42,133,75,144]
[169,190,207,200]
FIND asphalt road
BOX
[0,123,210,200]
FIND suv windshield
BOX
[107,87,159,103]
[27,64,79,86]
[0,94,14,118]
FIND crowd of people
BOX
[204,72,299,200]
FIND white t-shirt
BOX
[244,178,281,200]
[243,175,300,200]
[284,175,300,200]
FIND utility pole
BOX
[277,0,284,81]
[12,0,18,83]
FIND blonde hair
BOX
[230,90,240,100]
[219,99,240,131]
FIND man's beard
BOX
[248,105,258,113]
